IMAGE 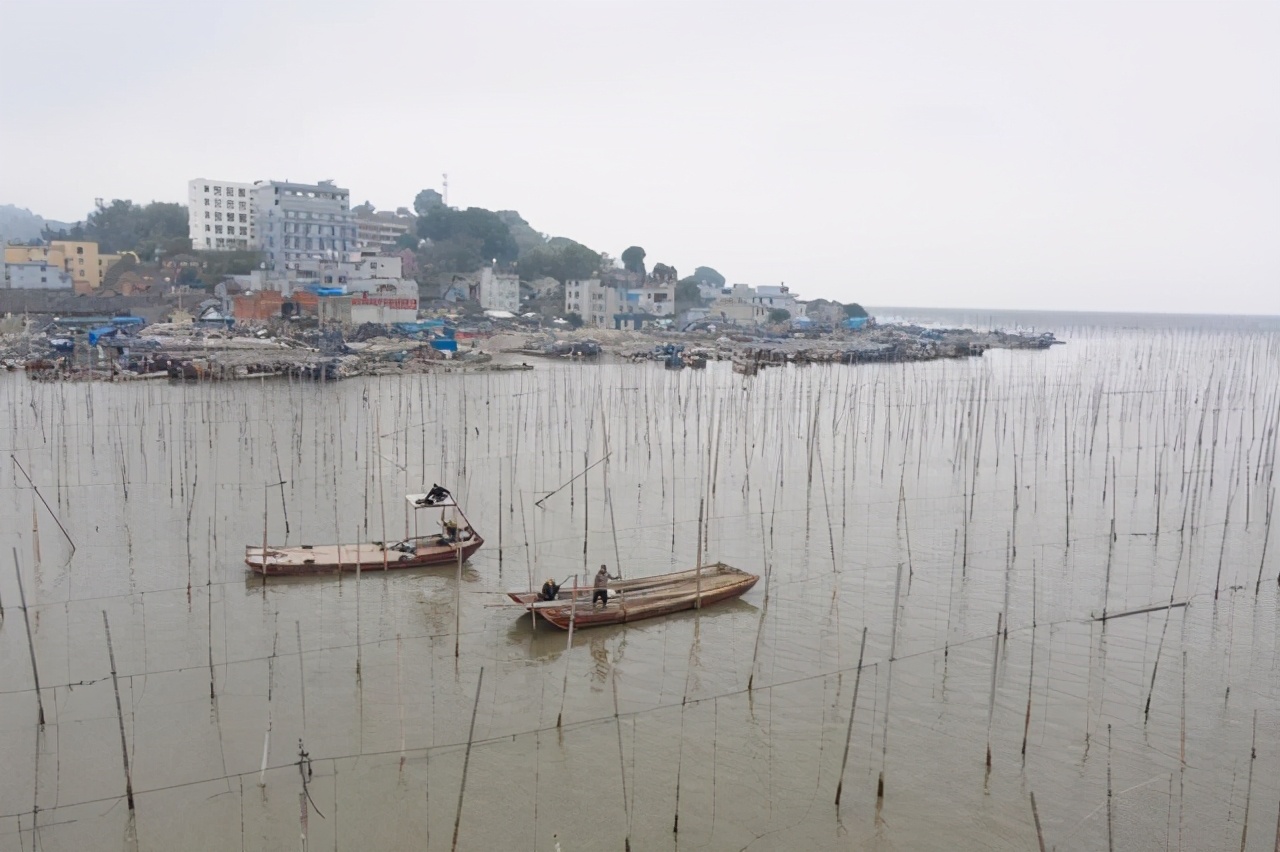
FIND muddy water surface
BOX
[2,321,1280,850]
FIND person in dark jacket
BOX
[592,564,618,608]
[540,578,560,601]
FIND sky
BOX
[1,1,1277,314]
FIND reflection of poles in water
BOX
[556,576,578,729]
[590,634,609,684]
[611,668,632,851]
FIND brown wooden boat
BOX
[507,562,758,629]
[246,485,482,575]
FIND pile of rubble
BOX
[0,317,511,383]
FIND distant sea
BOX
[868,305,1280,334]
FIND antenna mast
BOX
[442,173,449,207]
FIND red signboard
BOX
[352,296,417,310]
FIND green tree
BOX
[621,246,646,277]
[200,250,266,279]
[497,210,547,256]
[519,240,603,283]
[46,199,190,258]
[413,189,444,216]
[842,302,868,318]
[420,236,487,275]
[395,233,420,251]
[564,311,584,329]
[692,266,725,287]
[652,262,677,281]
[675,277,703,312]
[353,200,376,216]
[418,206,517,265]
[768,308,791,324]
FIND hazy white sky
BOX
[1,1,1276,313]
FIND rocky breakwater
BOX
[743,325,1061,373]
[729,324,1062,373]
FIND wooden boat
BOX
[507,562,758,629]
[246,486,482,575]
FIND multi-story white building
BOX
[188,179,256,250]
[565,278,620,328]
[252,180,358,276]
[475,267,520,313]
[356,211,415,249]
[726,283,798,314]
[3,261,74,289]
[564,279,597,317]
[565,278,675,328]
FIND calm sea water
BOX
[2,310,1279,851]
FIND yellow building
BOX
[5,244,67,269]
[3,241,121,289]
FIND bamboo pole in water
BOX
[1241,710,1258,852]
[695,498,704,609]
[451,667,484,852]
[1107,724,1114,852]
[834,626,869,807]
[556,577,578,729]
[1031,791,1047,852]
[102,611,135,810]
[986,612,1002,775]
[13,550,44,726]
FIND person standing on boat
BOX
[592,564,618,608]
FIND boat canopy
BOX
[406,486,458,509]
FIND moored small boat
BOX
[508,562,758,629]
[246,485,482,575]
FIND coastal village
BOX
[1,177,1060,379]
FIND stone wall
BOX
[0,289,185,322]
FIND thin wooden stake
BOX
[1107,723,1114,852]
[695,498,704,609]
[451,667,484,852]
[1031,791,1047,852]
[1242,710,1257,852]
[835,627,868,806]
[102,611,135,810]
[986,612,1002,772]
[13,549,45,726]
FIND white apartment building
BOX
[746,283,799,314]
[356,211,415,249]
[565,278,621,328]
[564,278,675,328]
[187,178,256,250]
[3,261,74,289]
[252,180,358,276]
[476,267,520,313]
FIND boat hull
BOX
[246,536,483,576]
[508,563,758,629]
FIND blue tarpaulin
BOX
[843,317,869,330]
[111,316,145,326]
[430,339,458,352]
[88,326,118,346]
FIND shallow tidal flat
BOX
[2,322,1279,850]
